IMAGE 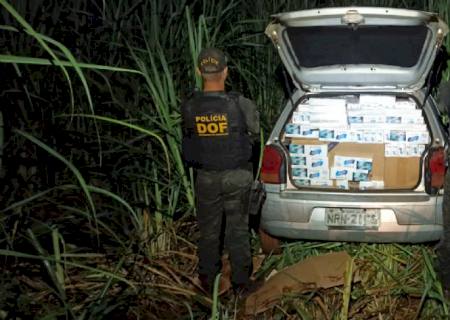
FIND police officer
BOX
[181,48,260,294]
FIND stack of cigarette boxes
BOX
[286,95,429,189]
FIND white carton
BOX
[308,167,329,180]
[289,143,305,155]
[292,111,310,124]
[405,144,426,157]
[292,167,308,179]
[334,155,357,169]
[359,94,396,108]
[359,180,385,190]
[361,130,384,144]
[385,129,406,142]
[355,158,373,172]
[308,97,347,108]
[336,180,349,190]
[330,166,353,180]
[335,129,352,142]
[294,179,310,186]
[285,124,301,137]
[291,155,308,167]
[406,131,429,144]
[394,99,417,110]
[319,128,335,141]
[307,156,329,170]
[310,179,333,187]
[352,170,370,182]
[305,144,328,157]
[385,143,406,157]
[299,126,320,138]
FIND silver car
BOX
[259,7,449,251]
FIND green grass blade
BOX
[13,129,98,233]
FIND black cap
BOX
[197,47,227,74]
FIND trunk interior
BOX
[281,93,430,191]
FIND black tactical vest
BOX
[181,91,252,170]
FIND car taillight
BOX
[261,145,285,184]
[425,147,446,194]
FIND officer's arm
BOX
[238,96,260,143]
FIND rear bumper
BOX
[262,220,442,243]
[261,189,443,243]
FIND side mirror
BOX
[437,81,450,114]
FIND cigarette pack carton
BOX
[385,143,406,157]
[307,156,329,170]
[330,167,353,180]
[292,167,308,179]
[394,99,417,110]
[359,180,385,190]
[363,114,385,124]
[360,94,396,108]
[319,128,335,141]
[405,144,426,157]
[289,143,305,155]
[285,124,300,137]
[355,158,373,172]
[347,103,361,111]
[361,130,384,144]
[349,131,363,143]
[402,114,424,124]
[292,111,310,124]
[308,168,330,180]
[308,98,347,108]
[352,170,369,182]
[310,179,333,187]
[336,180,350,190]
[386,130,406,142]
[406,131,430,144]
[334,155,357,169]
[305,144,328,157]
[291,155,308,167]
[300,126,320,138]
[294,179,310,186]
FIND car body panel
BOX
[266,7,449,92]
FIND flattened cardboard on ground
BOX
[244,251,353,315]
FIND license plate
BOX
[325,208,380,228]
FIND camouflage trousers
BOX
[195,168,253,288]
[437,169,450,289]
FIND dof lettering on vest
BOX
[195,113,228,136]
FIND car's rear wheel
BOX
[259,228,281,254]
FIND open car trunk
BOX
[282,93,430,191]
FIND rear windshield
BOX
[285,25,428,68]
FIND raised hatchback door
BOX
[266,7,448,91]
